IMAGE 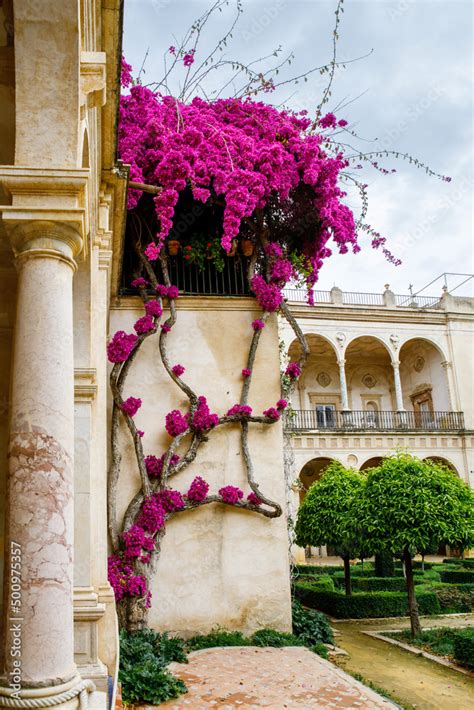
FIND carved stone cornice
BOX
[74,368,98,403]
[80,52,107,109]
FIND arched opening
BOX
[423,456,458,475]
[288,334,340,427]
[359,456,384,471]
[399,338,450,424]
[345,336,394,415]
[81,128,90,168]
[298,457,336,558]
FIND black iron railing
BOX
[285,410,465,432]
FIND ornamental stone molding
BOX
[316,371,331,388]
[389,333,400,350]
[80,51,107,109]
[335,331,346,348]
[414,355,425,372]
[362,373,377,389]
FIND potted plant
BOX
[241,238,254,256]
[167,239,180,256]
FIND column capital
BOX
[0,166,89,262]
[391,359,400,369]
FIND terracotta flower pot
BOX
[228,239,238,257]
[167,240,180,256]
[241,239,254,257]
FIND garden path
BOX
[333,615,474,710]
[156,646,394,708]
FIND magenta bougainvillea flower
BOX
[242,368,252,377]
[247,492,263,506]
[250,275,283,312]
[172,363,185,376]
[144,300,163,318]
[276,399,288,410]
[187,396,219,432]
[131,277,149,288]
[251,320,265,331]
[145,453,180,478]
[219,485,244,504]
[107,330,138,363]
[186,476,209,503]
[121,396,142,417]
[226,404,253,417]
[165,409,188,437]
[161,323,172,333]
[144,243,161,261]
[263,407,280,421]
[134,314,155,335]
[157,489,185,512]
[285,362,301,379]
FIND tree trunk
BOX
[375,550,394,577]
[343,555,352,596]
[404,549,421,637]
[421,553,425,573]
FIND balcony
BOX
[285,410,465,433]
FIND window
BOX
[364,401,379,427]
[315,404,336,428]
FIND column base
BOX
[0,676,95,709]
[73,589,108,693]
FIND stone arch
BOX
[299,456,336,497]
[423,456,459,476]
[399,336,447,363]
[288,334,340,412]
[345,336,395,411]
[359,456,384,471]
[399,337,451,413]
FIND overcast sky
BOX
[124,0,473,297]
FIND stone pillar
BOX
[441,360,455,412]
[338,358,350,412]
[391,360,405,413]
[0,221,84,703]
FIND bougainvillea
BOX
[110,1,450,633]
[121,397,142,417]
[219,486,244,504]
[186,476,209,502]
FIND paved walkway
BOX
[157,646,394,709]
[333,616,474,710]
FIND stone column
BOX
[441,360,455,412]
[338,359,350,413]
[391,360,405,414]
[1,222,83,699]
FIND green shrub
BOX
[413,569,441,583]
[395,560,434,571]
[294,582,440,618]
[311,641,329,659]
[443,558,474,568]
[119,629,187,705]
[186,629,250,651]
[251,629,304,647]
[440,569,474,584]
[432,583,474,612]
[291,599,334,645]
[453,628,474,668]
[391,627,458,657]
[294,564,344,575]
[352,576,407,592]
[298,573,335,592]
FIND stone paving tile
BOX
[154,646,395,709]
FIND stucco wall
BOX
[109,296,292,635]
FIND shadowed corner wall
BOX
[109,296,292,635]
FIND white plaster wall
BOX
[109,298,292,635]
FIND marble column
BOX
[391,360,405,412]
[441,360,455,412]
[338,359,350,412]
[2,222,81,692]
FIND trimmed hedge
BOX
[295,564,344,576]
[351,576,407,593]
[297,574,335,592]
[431,583,474,612]
[440,569,474,584]
[295,563,375,577]
[395,560,435,571]
[443,558,474,568]
[453,629,474,668]
[294,582,440,619]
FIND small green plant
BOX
[310,641,329,659]
[186,628,250,651]
[348,672,411,709]
[291,599,334,645]
[119,629,187,705]
[250,629,305,647]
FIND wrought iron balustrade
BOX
[285,409,465,432]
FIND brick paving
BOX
[155,646,394,709]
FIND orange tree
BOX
[359,453,474,636]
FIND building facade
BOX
[280,285,474,558]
